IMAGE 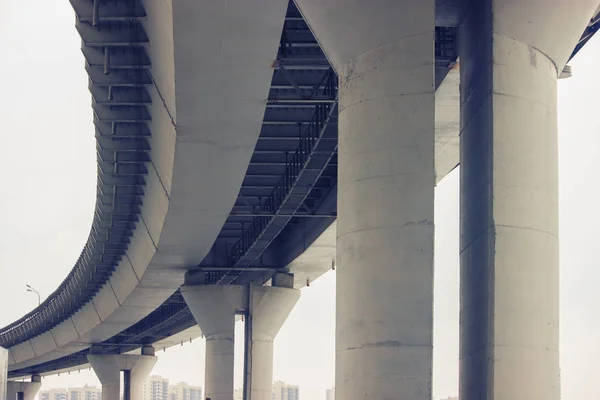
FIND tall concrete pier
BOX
[88,347,157,400]
[0,347,6,400]
[458,1,599,399]
[181,274,300,400]
[295,1,436,399]
[247,285,300,400]
[292,0,599,399]
[181,285,242,400]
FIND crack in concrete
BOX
[344,341,430,351]
[338,219,433,239]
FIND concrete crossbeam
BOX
[88,350,157,400]
[181,282,299,400]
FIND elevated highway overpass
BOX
[1,1,599,400]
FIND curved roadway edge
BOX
[6,0,290,371]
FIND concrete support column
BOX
[5,376,41,400]
[182,274,299,400]
[249,286,300,400]
[181,284,245,400]
[205,332,236,400]
[458,1,598,399]
[0,347,7,400]
[294,1,435,399]
[88,348,157,400]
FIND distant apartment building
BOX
[325,387,335,400]
[40,386,100,400]
[39,388,68,400]
[67,385,102,400]
[272,381,299,400]
[167,381,203,400]
[143,375,170,400]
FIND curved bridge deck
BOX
[3,0,599,379]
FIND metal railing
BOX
[0,0,152,349]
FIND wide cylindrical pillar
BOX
[294,1,436,399]
[205,332,235,400]
[458,1,598,399]
[181,285,245,400]
[250,286,300,400]
[248,335,274,400]
[88,352,157,400]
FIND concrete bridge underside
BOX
[1,1,600,400]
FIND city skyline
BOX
[38,376,203,400]
[39,385,101,400]
[142,374,202,400]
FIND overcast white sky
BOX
[1,1,599,400]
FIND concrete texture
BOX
[294,1,436,399]
[287,27,460,296]
[88,353,157,400]
[7,0,599,383]
[0,348,6,400]
[250,287,300,400]
[288,222,337,289]
[6,376,41,400]
[7,0,288,371]
[181,285,245,400]
[7,325,207,380]
[181,285,299,400]
[434,63,460,180]
[458,1,599,399]
[284,3,598,297]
